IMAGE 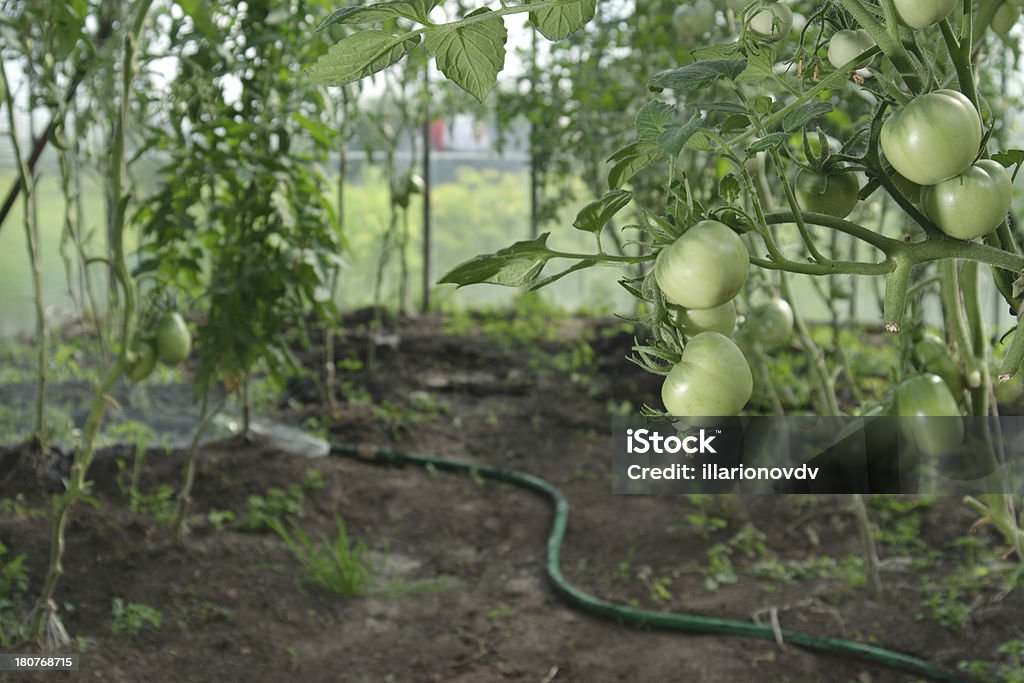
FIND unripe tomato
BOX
[747,2,792,41]
[896,374,964,458]
[828,29,876,69]
[662,331,753,418]
[654,220,749,310]
[668,301,737,337]
[892,0,956,28]
[880,89,982,186]
[743,298,794,350]
[407,174,425,195]
[673,0,716,38]
[794,169,860,219]
[921,160,1013,240]
[127,341,158,383]
[992,3,1021,35]
[156,312,192,364]
[912,334,964,397]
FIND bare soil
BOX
[1,312,1020,682]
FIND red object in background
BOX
[430,119,447,151]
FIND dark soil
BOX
[1,313,1021,682]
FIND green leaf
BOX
[657,115,704,156]
[293,113,337,148]
[309,30,421,86]
[636,101,676,141]
[316,1,439,30]
[691,42,743,60]
[694,102,749,114]
[747,132,788,155]
[426,8,506,102]
[607,141,665,189]
[527,0,596,41]
[782,101,834,133]
[719,174,741,204]
[573,190,634,234]
[993,149,1024,182]
[530,259,599,290]
[648,59,747,92]
[438,233,554,287]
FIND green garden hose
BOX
[329,443,972,683]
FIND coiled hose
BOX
[330,443,972,683]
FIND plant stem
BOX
[173,391,213,544]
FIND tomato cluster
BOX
[126,312,193,383]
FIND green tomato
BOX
[895,374,964,458]
[668,301,737,337]
[921,160,1013,240]
[747,2,792,42]
[662,331,753,418]
[407,174,425,195]
[912,334,964,398]
[654,220,749,310]
[127,341,157,383]
[794,169,860,219]
[828,29,876,70]
[673,0,716,38]
[744,298,794,351]
[880,89,982,186]
[992,3,1021,34]
[156,312,192,364]
[892,0,956,28]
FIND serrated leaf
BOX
[719,174,741,204]
[426,8,506,102]
[691,42,743,61]
[527,0,596,41]
[648,59,747,92]
[747,132,788,155]
[573,190,634,233]
[694,102,750,114]
[782,101,834,133]
[721,114,750,133]
[438,233,553,287]
[607,141,665,189]
[657,115,704,156]
[309,30,420,86]
[636,101,676,141]
[316,1,439,30]
[993,149,1024,182]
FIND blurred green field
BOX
[0,166,630,336]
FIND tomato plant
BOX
[654,220,749,310]
[661,331,753,419]
[921,159,1014,240]
[747,2,793,42]
[668,301,737,337]
[895,374,964,458]
[794,170,860,219]
[892,0,957,28]
[740,299,794,351]
[155,313,191,365]
[828,29,876,70]
[880,89,983,186]
[912,334,964,398]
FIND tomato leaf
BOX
[993,149,1024,182]
[309,30,421,86]
[635,101,676,140]
[648,59,748,92]
[426,8,506,102]
[527,0,596,41]
[607,141,665,189]
[316,1,440,30]
[439,233,554,287]
[530,259,598,290]
[782,101,834,133]
[658,115,704,156]
[747,132,787,155]
[573,190,634,234]
[719,174,741,204]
